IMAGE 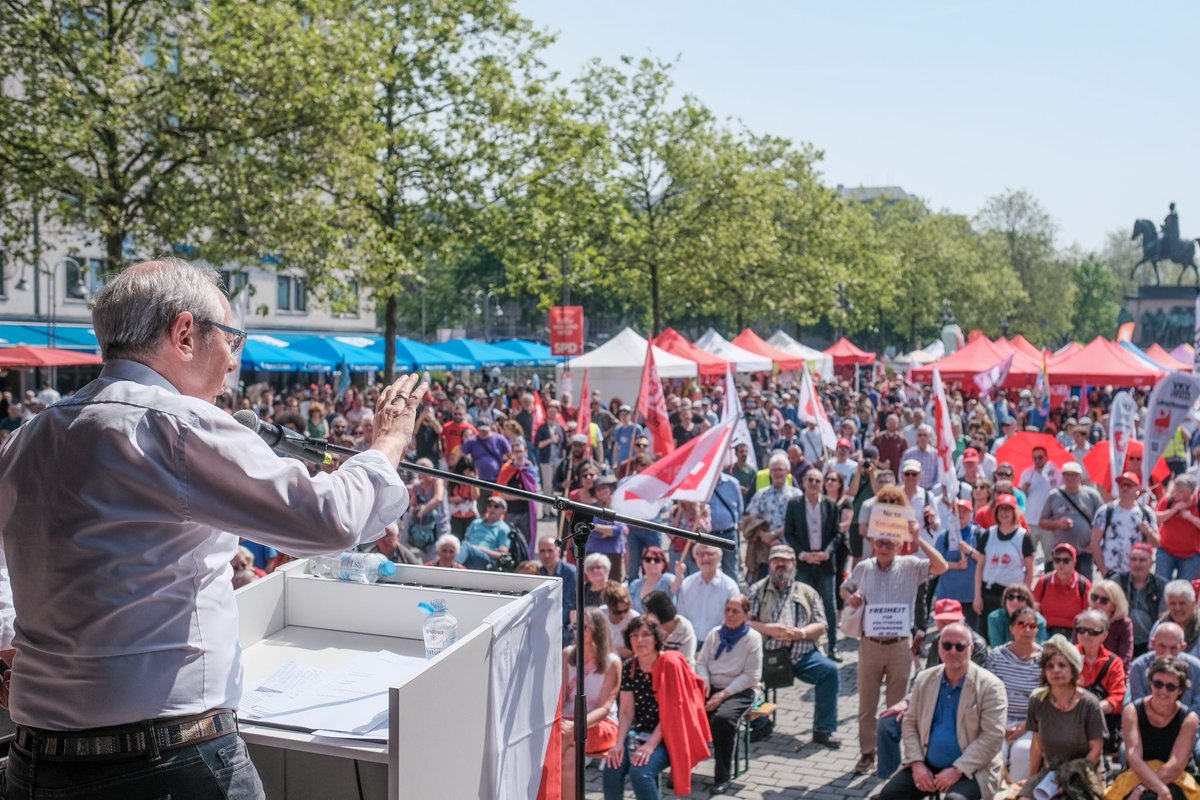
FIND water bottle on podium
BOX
[417,600,458,659]
[310,552,398,584]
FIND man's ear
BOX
[166,311,200,360]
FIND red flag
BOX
[532,390,546,432]
[636,346,675,458]
[931,367,956,496]
[577,371,592,459]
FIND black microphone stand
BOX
[264,432,735,800]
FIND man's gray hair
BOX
[1166,579,1197,601]
[1174,474,1198,492]
[93,258,226,361]
[768,452,790,471]
[917,423,933,436]
[434,533,460,554]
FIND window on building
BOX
[65,258,106,300]
[219,270,249,297]
[276,276,307,313]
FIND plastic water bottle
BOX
[417,600,458,659]
[310,552,397,584]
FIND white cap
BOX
[901,459,922,474]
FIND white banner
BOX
[722,365,757,470]
[1109,390,1137,495]
[798,367,836,450]
[931,367,957,500]
[1143,372,1200,486]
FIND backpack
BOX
[1100,500,1153,547]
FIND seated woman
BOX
[561,607,621,800]
[1109,656,1200,800]
[425,534,466,569]
[582,554,612,609]
[1089,578,1135,668]
[1020,635,1106,798]
[985,605,1043,783]
[642,590,697,667]
[985,582,1048,646]
[695,595,763,795]
[603,581,640,660]
[1076,608,1127,754]
[603,617,710,800]
[629,546,673,613]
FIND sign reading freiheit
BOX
[549,306,584,357]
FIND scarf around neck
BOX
[715,622,750,660]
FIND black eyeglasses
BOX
[643,557,663,564]
[202,320,246,354]
[1152,679,1181,692]
[1004,593,1026,602]
[1075,626,1105,637]
[903,471,920,477]
[995,471,1013,478]
[1089,594,1111,605]
[1053,556,1073,564]
[635,441,649,448]
[940,640,969,652]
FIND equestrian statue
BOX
[1132,202,1200,285]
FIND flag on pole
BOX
[931,367,957,499]
[972,354,1013,396]
[798,367,836,450]
[1109,390,1137,494]
[1116,321,1136,343]
[577,370,593,459]
[636,346,675,459]
[1078,383,1090,418]
[721,365,757,470]
[613,420,734,519]
[532,389,546,433]
[1036,354,1051,416]
[224,286,249,398]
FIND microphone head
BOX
[233,409,262,434]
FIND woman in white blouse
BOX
[695,595,763,794]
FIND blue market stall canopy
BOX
[490,339,557,367]
[289,336,383,372]
[242,336,335,372]
[393,337,475,371]
[430,339,530,369]
[0,324,98,350]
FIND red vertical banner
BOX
[577,371,592,459]
[549,306,584,357]
[636,346,676,458]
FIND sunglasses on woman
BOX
[1075,626,1105,637]
[1089,594,1111,605]
[1152,679,1181,693]
[643,556,663,564]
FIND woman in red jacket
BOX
[1076,608,1127,754]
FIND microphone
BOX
[234,409,332,464]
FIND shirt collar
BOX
[100,359,181,395]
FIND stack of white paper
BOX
[240,651,425,741]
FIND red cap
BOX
[1053,543,1077,559]
[1118,471,1141,488]
[836,438,851,450]
[932,599,965,621]
[961,448,980,463]
[994,494,1018,510]
[1131,542,1154,555]
[954,499,974,513]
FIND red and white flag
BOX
[636,345,675,459]
[972,354,1013,396]
[721,365,757,470]
[798,367,836,450]
[613,420,734,519]
[931,367,957,498]
[532,390,546,432]
[577,370,592,458]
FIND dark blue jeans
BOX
[3,731,264,799]
[793,649,840,735]
[798,564,838,653]
[709,527,740,583]
[602,739,669,800]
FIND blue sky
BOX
[513,0,1200,252]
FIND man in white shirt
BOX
[674,544,739,644]
[1019,446,1062,560]
[0,259,425,800]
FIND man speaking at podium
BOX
[0,259,427,799]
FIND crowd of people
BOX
[12,358,1200,800]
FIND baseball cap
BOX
[932,599,965,622]
[901,459,922,474]
[1053,543,1077,559]
[836,438,851,450]
[954,499,974,513]
[570,433,588,445]
[994,494,1018,510]
[1118,471,1141,488]
[594,475,618,490]
[487,496,507,509]
[768,544,797,561]
[1061,461,1083,475]
[618,404,632,413]
[961,448,980,464]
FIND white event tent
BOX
[694,329,772,373]
[766,331,835,380]
[556,327,698,405]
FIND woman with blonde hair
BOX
[1089,577,1134,668]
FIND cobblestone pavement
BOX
[579,637,887,799]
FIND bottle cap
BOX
[379,560,398,577]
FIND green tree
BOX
[0,1,368,272]
[1070,255,1122,341]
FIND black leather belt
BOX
[15,709,237,759]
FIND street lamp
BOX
[473,289,503,342]
[999,317,1010,338]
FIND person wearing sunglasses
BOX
[1033,544,1092,638]
[1088,578,1135,668]
[969,493,1034,626]
[1110,656,1200,800]
[1128,622,1200,713]
[984,606,1044,783]
[1075,608,1127,755]
[983,583,1048,648]
[455,496,511,570]
[630,546,673,613]
[1021,635,1106,798]
[876,622,1007,800]
[0,259,431,800]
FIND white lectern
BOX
[235,561,561,799]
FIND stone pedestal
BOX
[1123,286,1198,348]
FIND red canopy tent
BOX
[823,337,875,366]
[650,328,729,377]
[1145,343,1190,371]
[1006,335,1044,361]
[0,346,102,368]
[1051,342,1082,364]
[911,336,1038,387]
[731,329,806,371]
[1048,337,1162,388]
